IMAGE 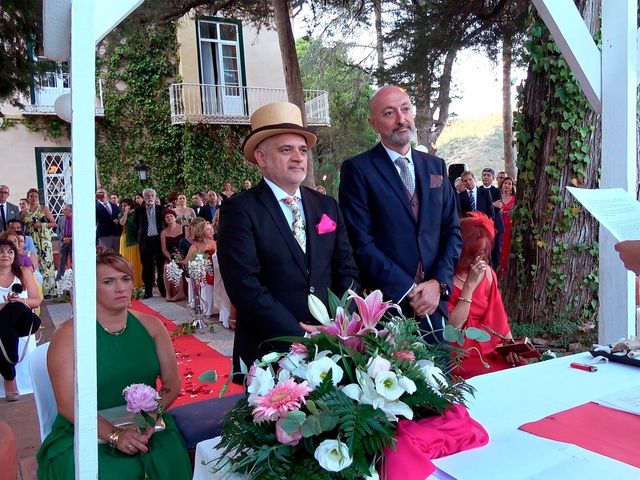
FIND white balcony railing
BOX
[23,72,104,116]
[169,84,330,127]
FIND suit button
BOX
[309,286,315,293]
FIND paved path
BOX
[0,295,235,479]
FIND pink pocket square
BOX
[316,214,337,235]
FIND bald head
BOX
[368,85,416,154]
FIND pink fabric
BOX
[383,404,489,480]
[316,213,337,234]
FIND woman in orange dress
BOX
[448,212,525,379]
[499,177,516,279]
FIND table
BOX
[431,352,640,479]
[193,353,640,480]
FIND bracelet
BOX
[458,297,473,304]
[107,427,124,449]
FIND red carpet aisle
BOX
[130,300,243,407]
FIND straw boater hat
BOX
[242,102,317,163]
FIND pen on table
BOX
[570,362,597,372]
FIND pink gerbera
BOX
[252,379,313,423]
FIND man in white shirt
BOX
[0,185,21,232]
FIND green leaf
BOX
[284,410,306,425]
[301,415,322,437]
[318,413,338,432]
[306,399,319,415]
[327,289,341,317]
[198,370,219,384]
[465,327,491,342]
[239,357,249,375]
[443,324,460,343]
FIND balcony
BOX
[169,84,330,127]
[22,72,104,116]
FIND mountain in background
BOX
[435,112,509,178]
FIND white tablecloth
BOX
[193,353,640,480]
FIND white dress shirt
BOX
[263,177,306,230]
[382,144,416,182]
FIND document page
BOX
[596,385,640,416]
[566,187,640,241]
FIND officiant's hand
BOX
[615,240,640,274]
[409,280,440,317]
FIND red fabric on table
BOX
[383,404,489,480]
[130,300,243,407]
[519,402,640,468]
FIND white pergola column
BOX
[599,0,637,343]
[533,0,638,343]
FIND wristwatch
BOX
[438,281,450,299]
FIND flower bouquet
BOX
[213,290,475,479]
[166,252,213,329]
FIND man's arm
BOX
[339,158,415,301]
[217,199,303,338]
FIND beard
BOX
[384,124,417,149]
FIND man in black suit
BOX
[96,188,121,251]
[198,190,218,222]
[339,85,461,341]
[191,193,205,217]
[0,185,20,233]
[459,171,499,268]
[218,102,359,374]
[134,188,166,299]
[480,168,505,270]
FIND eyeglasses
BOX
[0,191,9,194]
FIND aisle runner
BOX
[130,300,243,407]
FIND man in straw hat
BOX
[218,102,359,377]
[339,85,461,343]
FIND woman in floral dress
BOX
[21,188,56,296]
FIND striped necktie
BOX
[468,190,476,211]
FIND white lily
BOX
[374,371,404,401]
[342,369,413,421]
[308,294,331,325]
[278,353,308,379]
[306,356,343,388]
[246,366,275,405]
[314,439,353,472]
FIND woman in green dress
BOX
[37,251,192,479]
[20,188,56,296]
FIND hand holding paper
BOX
[614,240,640,274]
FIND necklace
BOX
[102,319,127,336]
[455,274,467,283]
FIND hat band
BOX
[242,122,314,150]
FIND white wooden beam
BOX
[532,0,602,112]
[71,0,98,477]
[599,0,638,343]
[95,0,144,44]
[637,27,640,81]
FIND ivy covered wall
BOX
[96,19,260,200]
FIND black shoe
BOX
[142,293,153,299]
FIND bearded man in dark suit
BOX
[134,188,166,299]
[339,85,461,342]
[218,102,359,375]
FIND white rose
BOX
[314,439,353,472]
[374,371,404,400]
[306,357,343,388]
[366,355,391,379]
[246,366,274,405]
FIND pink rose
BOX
[123,383,160,413]
[289,343,307,355]
[275,418,302,446]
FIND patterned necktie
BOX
[468,190,476,211]
[282,196,306,253]
[0,205,5,230]
[395,157,415,195]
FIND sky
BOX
[292,8,525,121]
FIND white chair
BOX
[29,342,57,441]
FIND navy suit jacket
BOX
[458,187,498,227]
[218,180,359,372]
[339,143,462,317]
[96,201,121,238]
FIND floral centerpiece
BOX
[166,252,213,329]
[213,290,475,479]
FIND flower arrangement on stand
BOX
[213,290,476,479]
[166,252,213,330]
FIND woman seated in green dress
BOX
[37,251,192,479]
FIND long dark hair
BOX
[0,238,24,283]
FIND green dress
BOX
[37,313,192,479]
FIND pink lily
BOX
[349,289,399,334]
[322,308,365,352]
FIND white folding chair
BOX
[29,342,58,441]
